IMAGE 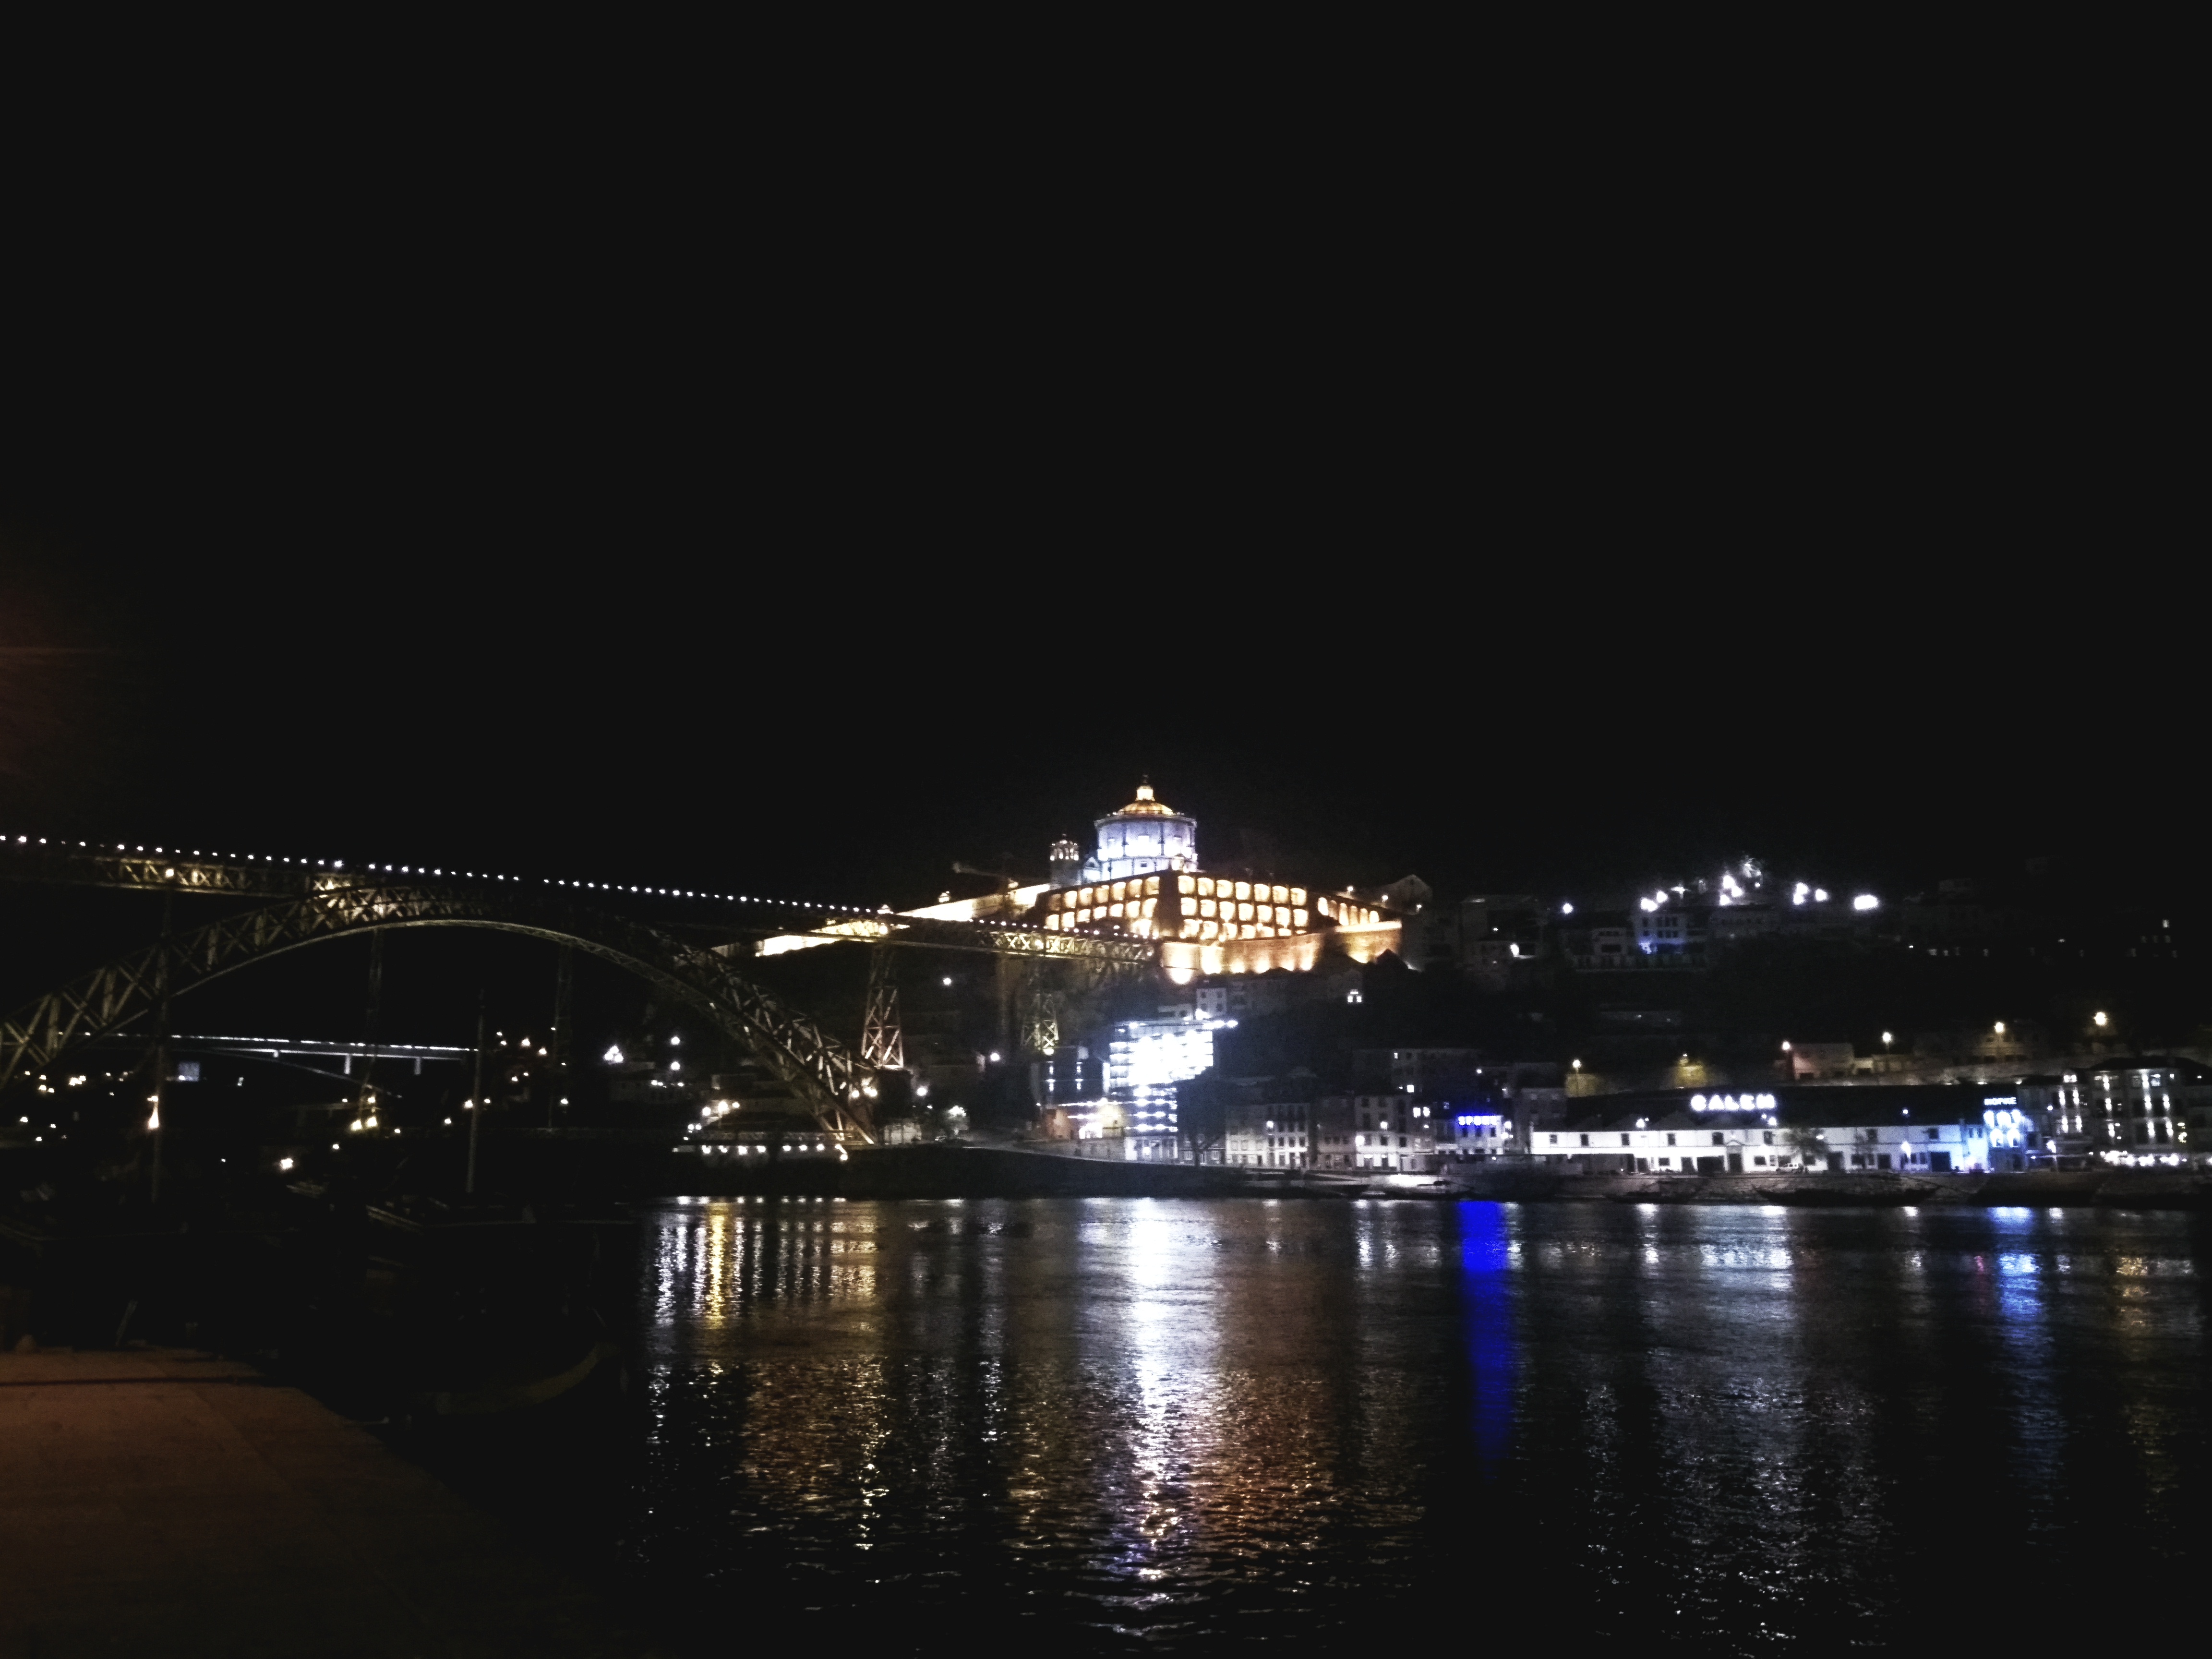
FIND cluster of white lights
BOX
[1606,866,1882,915]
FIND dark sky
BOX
[1,132,2188,916]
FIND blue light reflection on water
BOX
[1455,1200,1516,1474]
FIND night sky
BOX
[1,202,2186,919]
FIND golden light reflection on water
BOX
[621,1198,2211,1647]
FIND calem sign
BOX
[1690,1092,1779,1113]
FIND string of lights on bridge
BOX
[1,832,1119,940]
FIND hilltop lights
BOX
[1853,894,1880,911]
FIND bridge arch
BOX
[0,882,877,1139]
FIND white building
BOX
[1443,1109,1514,1160]
[1530,1107,1818,1173]
[1106,1013,1230,1159]
[2015,1059,2211,1168]
[1312,1094,1436,1172]
[1225,1097,1315,1168]
[1523,1090,1999,1173]
[1822,1119,1991,1172]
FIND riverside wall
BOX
[1432,1165,2212,1208]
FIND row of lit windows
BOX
[1052,876,1163,912]
[1050,874,1312,913]
[1176,920,1294,941]
[1178,876,1305,906]
[1191,899,1307,927]
[1045,896,1160,931]
[1044,912,1300,941]
[2044,1087,2181,1110]
[1045,893,1313,936]
[1315,894,1379,926]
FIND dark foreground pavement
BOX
[0,1348,660,1658]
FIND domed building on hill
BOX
[1051,780,1199,887]
[1032,780,1398,981]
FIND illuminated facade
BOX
[1520,1089,2022,1173]
[1224,1097,1314,1168]
[1319,1095,1437,1172]
[1106,1014,1228,1157]
[1043,870,1319,944]
[2016,1061,2211,1168]
[1034,781,1397,980]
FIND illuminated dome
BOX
[1083,778,1197,884]
[1116,782,1176,817]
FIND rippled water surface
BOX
[605,1199,2209,1651]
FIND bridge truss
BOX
[0,839,1157,964]
[0,840,1166,1133]
[0,881,881,1140]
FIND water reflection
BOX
[1457,1202,1515,1473]
[616,1199,2209,1650]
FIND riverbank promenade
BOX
[0,1347,654,1658]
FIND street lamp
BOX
[2093,1011,2109,1028]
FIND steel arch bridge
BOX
[0,881,882,1140]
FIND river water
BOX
[600,1197,2208,1651]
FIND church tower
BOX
[1048,833,1084,890]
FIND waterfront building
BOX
[1443,1108,1513,1159]
[2015,1058,2211,1167]
[1817,1117,1990,1172]
[1518,1085,2006,1172]
[1224,1095,1315,1168]
[1529,1101,1811,1173]
[1313,1094,1436,1172]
